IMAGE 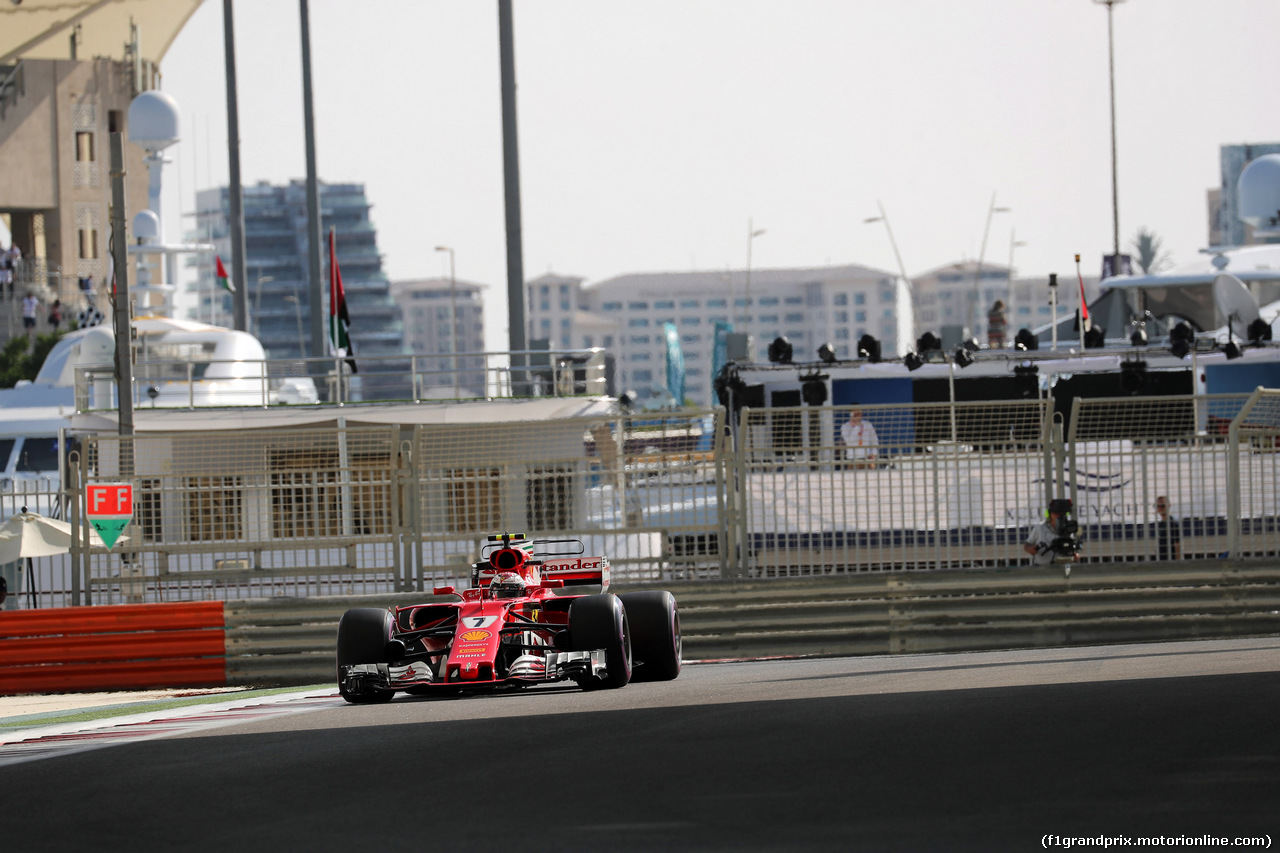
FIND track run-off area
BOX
[2,638,1278,852]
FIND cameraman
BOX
[1024,498,1079,568]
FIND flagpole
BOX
[1075,254,1087,349]
[327,225,357,399]
[328,225,338,404]
[301,0,325,363]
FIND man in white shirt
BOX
[840,407,879,468]
[21,291,40,340]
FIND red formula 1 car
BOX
[336,533,681,703]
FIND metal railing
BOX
[72,348,610,412]
[733,392,1280,576]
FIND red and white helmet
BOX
[490,571,527,599]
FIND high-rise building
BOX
[390,277,486,396]
[0,57,153,347]
[192,180,402,362]
[527,265,908,406]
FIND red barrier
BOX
[0,630,226,666]
[0,602,225,638]
[0,602,227,695]
[0,658,227,696]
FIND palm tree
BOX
[1130,228,1173,274]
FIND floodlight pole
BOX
[744,217,765,344]
[223,0,248,333]
[1094,0,1126,257]
[970,194,1009,340]
[436,245,459,397]
[864,202,918,346]
[109,133,134,454]
[498,0,529,393]
[1007,230,1027,340]
[300,0,325,363]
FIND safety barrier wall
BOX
[674,560,1280,659]
[232,561,1278,684]
[2,561,1278,694]
[0,601,226,695]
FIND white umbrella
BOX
[0,509,122,563]
[0,510,127,607]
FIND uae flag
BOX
[328,228,357,373]
[1076,259,1090,332]
[215,256,235,293]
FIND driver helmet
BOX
[490,571,527,599]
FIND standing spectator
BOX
[48,298,63,331]
[0,248,13,298]
[22,291,41,341]
[4,244,21,292]
[1153,496,1181,560]
[840,407,879,468]
[987,299,1008,349]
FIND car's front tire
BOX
[569,594,632,689]
[336,608,396,704]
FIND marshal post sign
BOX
[86,483,133,549]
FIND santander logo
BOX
[543,557,603,571]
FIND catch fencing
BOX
[10,410,725,608]
[4,390,1280,609]
[736,391,1280,576]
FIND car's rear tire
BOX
[569,594,632,689]
[336,608,395,704]
[619,590,681,682]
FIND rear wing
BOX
[538,556,610,591]
[472,533,610,592]
[473,556,610,592]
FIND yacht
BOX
[0,315,318,512]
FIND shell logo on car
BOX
[459,630,492,642]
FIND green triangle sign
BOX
[90,518,130,550]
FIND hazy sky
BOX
[157,0,1280,349]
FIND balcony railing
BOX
[73,348,610,412]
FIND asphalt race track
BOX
[4,639,1279,852]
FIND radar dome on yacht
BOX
[133,210,160,244]
[127,90,180,151]
[1237,153,1280,234]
